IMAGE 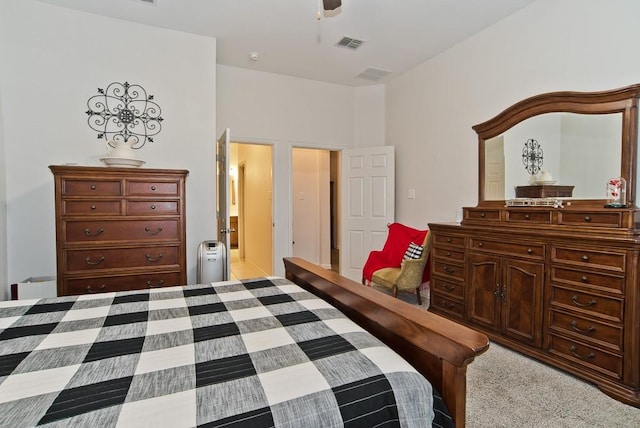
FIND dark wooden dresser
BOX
[50,165,188,296]
[430,206,640,406]
[429,85,640,407]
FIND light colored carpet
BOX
[466,342,640,427]
[368,283,640,426]
[369,283,430,310]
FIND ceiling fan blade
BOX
[323,0,342,11]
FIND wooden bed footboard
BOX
[283,257,489,428]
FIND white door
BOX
[340,146,395,282]
[217,129,232,280]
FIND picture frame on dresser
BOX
[429,84,640,407]
[49,165,188,296]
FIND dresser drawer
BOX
[127,201,179,215]
[65,272,182,295]
[505,210,552,224]
[557,211,623,228]
[65,220,179,242]
[465,209,501,222]
[431,277,464,299]
[63,200,123,216]
[551,267,624,294]
[430,292,464,320]
[549,309,623,352]
[62,179,122,196]
[549,333,623,380]
[127,180,180,196]
[552,247,625,272]
[550,285,623,323]
[433,233,465,248]
[469,238,545,259]
[432,260,465,281]
[65,246,180,272]
[432,247,465,262]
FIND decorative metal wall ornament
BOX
[522,138,544,175]
[85,81,163,149]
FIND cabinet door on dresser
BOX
[467,253,501,330]
[468,252,544,347]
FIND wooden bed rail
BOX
[283,257,489,428]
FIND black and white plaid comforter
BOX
[0,277,435,427]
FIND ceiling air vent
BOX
[357,67,392,82]
[336,36,365,50]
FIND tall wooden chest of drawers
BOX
[50,165,188,296]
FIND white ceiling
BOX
[40,0,535,86]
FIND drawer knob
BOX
[90,185,96,190]
[584,216,592,222]
[494,283,501,299]
[151,186,157,191]
[439,300,455,310]
[446,238,452,243]
[477,242,484,247]
[527,248,533,254]
[442,283,455,291]
[570,320,596,334]
[84,228,104,237]
[581,255,590,261]
[86,284,106,293]
[446,251,452,257]
[144,226,163,235]
[151,204,156,210]
[85,256,105,265]
[569,345,595,361]
[90,205,97,210]
[480,212,486,217]
[443,266,455,274]
[525,214,530,220]
[147,279,165,288]
[571,295,597,307]
[581,276,588,283]
[145,253,164,262]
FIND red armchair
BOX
[362,223,431,304]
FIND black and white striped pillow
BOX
[403,242,423,260]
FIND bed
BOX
[0,257,488,427]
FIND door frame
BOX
[291,147,335,270]
[228,138,275,275]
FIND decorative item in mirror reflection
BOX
[605,177,627,208]
[522,138,544,176]
[86,81,164,152]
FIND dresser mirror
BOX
[473,85,640,207]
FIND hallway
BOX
[230,248,265,280]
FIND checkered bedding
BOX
[0,277,436,427]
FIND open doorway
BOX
[229,142,273,279]
[291,148,340,273]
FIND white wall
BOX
[386,0,640,225]
[216,65,360,276]
[0,0,217,295]
[355,85,386,148]
[0,88,7,300]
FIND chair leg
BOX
[416,287,422,305]
[393,286,398,298]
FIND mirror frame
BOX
[473,84,640,208]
